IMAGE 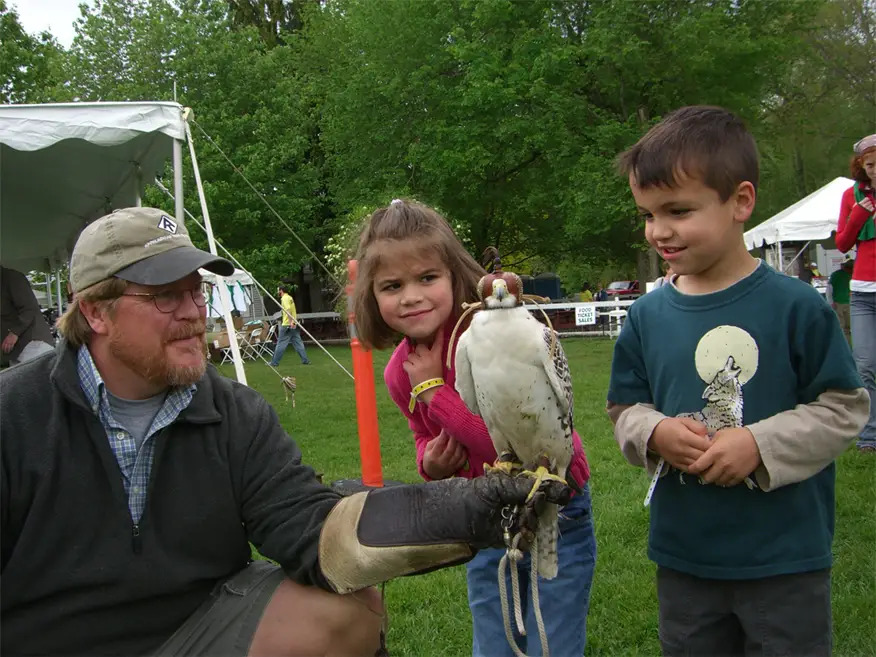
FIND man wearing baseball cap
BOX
[0,207,569,656]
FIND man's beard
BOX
[109,320,207,388]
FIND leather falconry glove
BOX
[318,470,572,594]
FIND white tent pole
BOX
[55,268,63,312]
[784,241,811,276]
[777,239,784,272]
[134,164,142,208]
[153,177,354,379]
[173,139,184,224]
[183,113,247,386]
[45,274,53,309]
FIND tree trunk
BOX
[634,107,658,284]
[636,250,652,288]
[648,248,659,280]
[793,144,807,197]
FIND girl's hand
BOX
[403,330,444,404]
[858,196,874,213]
[423,430,469,479]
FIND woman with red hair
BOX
[836,134,876,451]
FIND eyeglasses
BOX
[121,283,210,314]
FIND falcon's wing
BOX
[453,329,480,415]
[540,325,574,432]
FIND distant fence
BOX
[295,299,638,343]
[535,300,637,337]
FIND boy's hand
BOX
[648,417,711,471]
[687,427,761,487]
[403,331,444,403]
[422,430,469,479]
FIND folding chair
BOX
[263,323,278,360]
[212,337,234,365]
[237,330,259,360]
[248,328,270,360]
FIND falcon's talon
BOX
[486,451,524,477]
[485,461,523,477]
[520,465,567,502]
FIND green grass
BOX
[221,339,875,656]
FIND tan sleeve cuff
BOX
[748,388,869,491]
[608,402,667,475]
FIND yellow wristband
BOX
[409,377,445,412]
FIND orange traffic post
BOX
[347,260,384,487]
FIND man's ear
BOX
[78,300,112,336]
[733,181,756,224]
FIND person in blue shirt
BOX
[606,106,869,657]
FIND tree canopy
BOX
[4,0,874,293]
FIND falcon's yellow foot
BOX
[485,452,523,477]
[520,465,568,502]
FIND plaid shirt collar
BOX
[76,346,196,418]
[76,346,197,523]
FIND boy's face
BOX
[630,174,755,279]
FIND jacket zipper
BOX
[132,524,142,554]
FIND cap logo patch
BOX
[157,215,178,234]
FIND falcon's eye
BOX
[501,273,520,297]
[478,274,499,300]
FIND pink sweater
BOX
[384,321,591,487]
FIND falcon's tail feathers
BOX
[536,503,559,580]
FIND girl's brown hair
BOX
[56,277,127,347]
[352,199,485,349]
[849,147,875,185]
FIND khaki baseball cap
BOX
[70,207,234,292]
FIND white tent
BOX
[744,176,854,250]
[0,102,187,273]
[0,101,248,383]
[200,268,265,319]
[200,267,254,287]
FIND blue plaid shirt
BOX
[77,347,196,523]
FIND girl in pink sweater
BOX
[352,199,595,657]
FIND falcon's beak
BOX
[493,280,507,301]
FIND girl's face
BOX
[862,150,876,186]
[371,240,454,344]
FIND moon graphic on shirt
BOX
[694,325,759,385]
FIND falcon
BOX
[454,271,576,579]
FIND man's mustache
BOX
[165,321,206,342]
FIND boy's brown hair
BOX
[352,199,485,350]
[617,105,759,201]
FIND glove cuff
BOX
[318,490,473,594]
